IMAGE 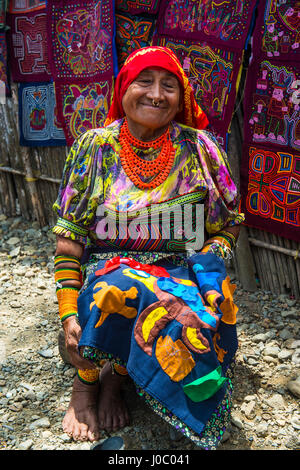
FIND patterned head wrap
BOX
[105,46,208,130]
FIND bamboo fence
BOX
[0,74,299,298]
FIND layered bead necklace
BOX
[119,119,175,190]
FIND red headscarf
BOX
[105,46,209,130]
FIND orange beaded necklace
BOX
[119,119,175,190]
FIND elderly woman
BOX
[52,46,244,449]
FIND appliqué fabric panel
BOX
[157,0,257,50]
[46,0,115,81]
[54,78,113,146]
[115,12,156,68]
[0,30,8,95]
[253,0,300,63]
[154,36,243,134]
[240,143,300,242]
[18,82,66,146]
[244,59,300,152]
[6,8,51,82]
[115,0,160,15]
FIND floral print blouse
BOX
[52,119,244,254]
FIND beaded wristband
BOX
[202,241,232,260]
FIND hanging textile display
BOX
[8,1,45,14]
[0,29,8,94]
[0,0,7,28]
[240,0,300,242]
[252,0,300,62]
[116,0,160,15]
[18,81,66,146]
[46,0,116,146]
[6,7,51,82]
[153,35,243,141]
[54,78,113,146]
[244,59,300,151]
[157,0,257,50]
[154,0,257,148]
[46,0,115,82]
[115,12,156,68]
[240,144,300,242]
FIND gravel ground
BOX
[0,214,299,452]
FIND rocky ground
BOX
[0,213,299,452]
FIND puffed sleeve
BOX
[196,130,245,235]
[52,130,104,245]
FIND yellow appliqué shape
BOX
[155,335,195,382]
[185,327,207,351]
[142,306,168,343]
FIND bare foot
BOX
[98,362,130,432]
[62,374,100,442]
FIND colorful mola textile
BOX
[46,0,115,82]
[6,8,51,82]
[154,35,243,134]
[244,58,300,152]
[157,0,257,50]
[55,78,113,146]
[0,30,8,95]
[78,252,238,449]
[18,82,66,146]
[240,143,300,242]
[0,0,7,28]
[8,0,45,14]
[115,0,160,15]
[253,0,300,62]
[115,12,156,68]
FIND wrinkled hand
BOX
[62,316,97,370]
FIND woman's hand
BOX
[62,316,97,370]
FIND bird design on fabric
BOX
[90,281,138,328]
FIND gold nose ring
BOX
[152,100,159,107]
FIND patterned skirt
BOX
[78,251,238,450]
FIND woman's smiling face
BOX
[122,67,182,140]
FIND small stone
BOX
[291,350,300,365]
[18,439,34,450]
[59,433,72,443]
[221,429,231,443]
[6,237,20,246]
[9,247,20,258]
[256,422,269,437]
[29,417,51,430]
[9,301,21,309]
[263,346,280,357]
[278,349,293,361]
[266,393,286,409]
[38,348,54,358]
[241,401,256,419]
[290,416,300,430]
[231,415,244,430]
[287,378,300,398]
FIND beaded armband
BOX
[56,287,79,322]
[54,255,81,322]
